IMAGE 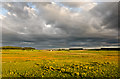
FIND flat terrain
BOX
[1,50,119,77]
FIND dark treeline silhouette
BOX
[88,48,119,51]
[0,46,35,50]
[0,46,119,51]
[69,48,83,50]
[22,47,35,50]
[101,48,120,51]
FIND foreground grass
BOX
[1,50,119,77]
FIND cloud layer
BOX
[1,2,119,49]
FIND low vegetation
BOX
[1,49,119,78]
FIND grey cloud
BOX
[59,2,86,7]
[1,2,119,49]
[90,2,118,30]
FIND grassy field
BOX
[1,50,119,78]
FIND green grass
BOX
[1,50,119,77]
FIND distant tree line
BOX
[0,46,35,50]
[100,48,120,51]
[88,48,120,51]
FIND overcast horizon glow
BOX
[0,2,119,49]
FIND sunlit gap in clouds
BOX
[27,2,39,14]
[55,2,83,12]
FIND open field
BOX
[1,50,119,78]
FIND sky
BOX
[0,2,119,49]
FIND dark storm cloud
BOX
[1,2,119,49]
[90,2,118,30]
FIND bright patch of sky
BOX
[45,24,52,28]
[0,8,8,16]
[55,2,82,12]
[27,3,36,9]
[27,2,39,14]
